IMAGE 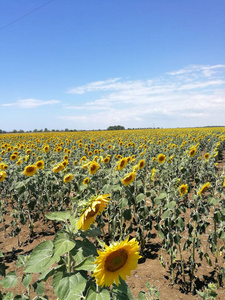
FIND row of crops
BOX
[0,127,225,299]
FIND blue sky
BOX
[0,0,225,131]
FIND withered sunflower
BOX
[93,236,141,287]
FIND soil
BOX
[0,151,225,299]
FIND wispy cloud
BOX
[2,98,60,108]
[60,64,225,129]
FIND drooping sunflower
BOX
[63,173,73,183]
[89,161,100,175]
[157,154,166,164]
[189,148,197,157]
[138,159,145,170]
[0,171,6,182]
[179,184,188,196]
[93,236,141,287]
[121,172,136,186]
[36,160,44,169]
[198,182,210,196]
[24,165,37,177]
[53,163,64,173]
[77,194,110,231]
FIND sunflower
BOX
[223,177,225,188]
[10,154,17,161]
[24,165,37,176]
[116,158,128,171]
[0,171,6,182]
[83,177,90,185]
[93,236,141,287]
[138,159,145,170]
[53,163,64,173]
[43,145,49,153]
[157,154,166,164]
[121,172,136,186]
[179,184,188,196]
[89,161,100,175]
[198,182,210,196]
[103,157,110,164]
[36,160,44,169]
[16,159,22,166]
[151,168,156,181]
[77,194,110,231]
[189,148,197,157]
[204,153,209,160]
[62,160,68,167]
[63,173,73,183]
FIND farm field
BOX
[0,127,225,299]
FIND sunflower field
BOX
[0,127,225,299]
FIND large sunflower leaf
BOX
[0,271,18,288]
[53,232,75,261]
[24,240,54,273]
[86,287,110,300]
[46,211,71,222]
[54,273,87,300]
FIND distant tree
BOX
[33,129,38,132]
[19,129,24,133]
[107,125,125,130]
[12,129,17,133]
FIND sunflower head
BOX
[198,182,210,196]
[179,184,188,196]
[24,165,37,177]
[89,161,100,175]
[138,159,145,170]
[0,171,6,182]
[63,173,73,183]
[121,172,136,186]
[83,177,90,185]
[36,160,44,169]
[157,154,166,164]
[53,163,64,173]
[204,153,210,160]
[77,194,110,231]
[93,237,141,287]
[189,148,197,157]
[116,158,128,171]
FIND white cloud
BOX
[2,98,60,108]
[61,64,225,129]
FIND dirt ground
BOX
[1,151,225,299]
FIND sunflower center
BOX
[105,249,128,272]
[26,166,35,173]
[91,165,96,171]
[86,203,100,218]
[124,174,132,183]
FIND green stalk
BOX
[178,244,187,291]
[191,220,196,293]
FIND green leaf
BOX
[74,256,95,271]
[0,251,3,257]
[54,273,87,300]
[83,227,102,237]
[87,288,110,300]
[137,291,147,300]
[46,211,71,222]
[136,193,145,203]
[2,292,14,300]
[22,273,32,289]
[25,240,54,273]
[33,281,45,296]
[112,278,134,300]
[0,271,18,288]
[69,215,78,234]
[162,209,171,219]
[53,232,75,261]
[167,201,176,209]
